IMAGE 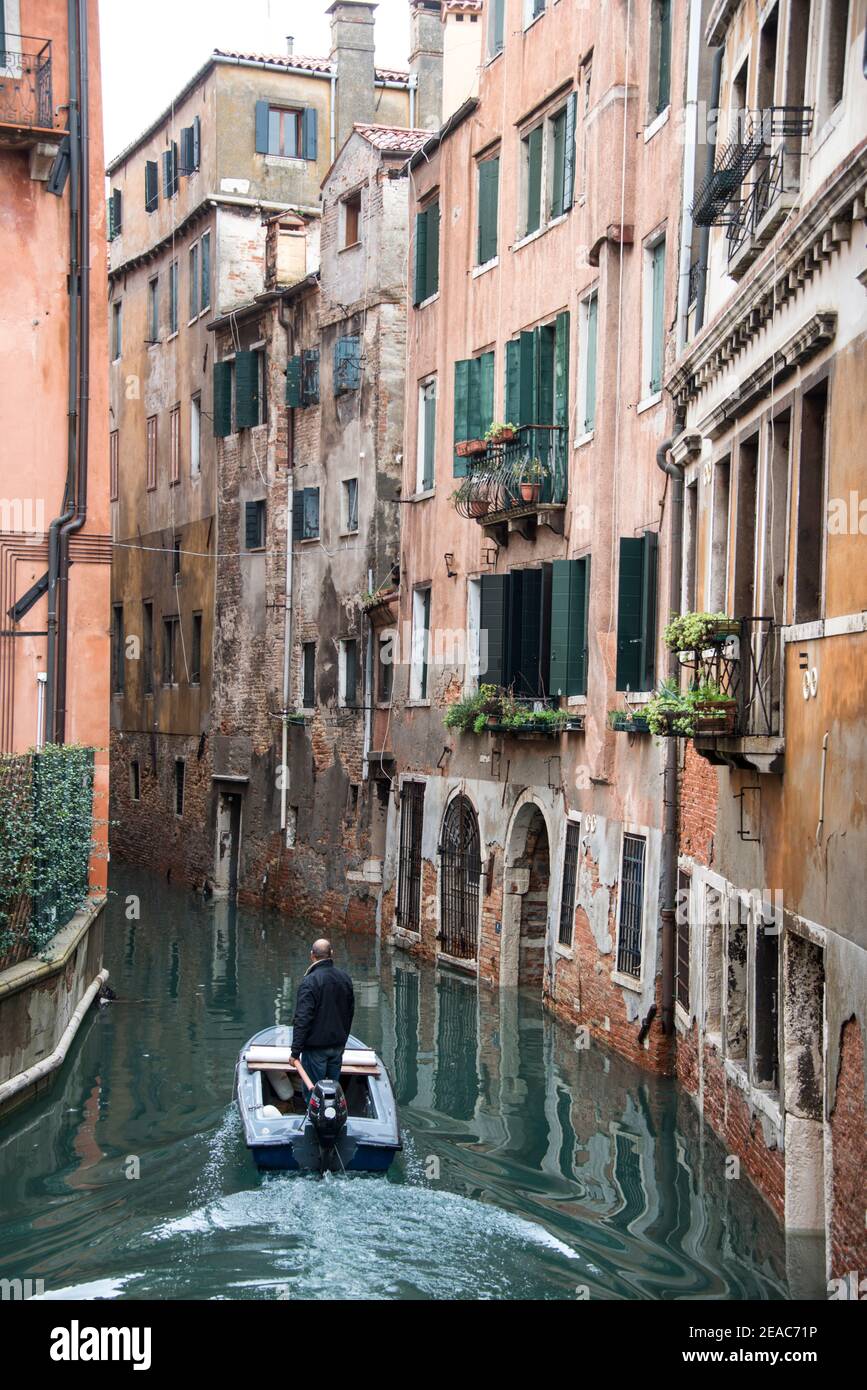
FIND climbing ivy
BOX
[0,745,95,961]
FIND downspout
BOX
[56,0,91,743]
[277,295,295,835]
[694,46,724,335]
[362,567,373,782]
[657,435,684,1037]
[676,0,702,355]
[46,0,82,743]
[330,72,337,165]
[409,72,417,129]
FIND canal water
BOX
[0,867,810,1300]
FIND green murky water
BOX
[0,866,818,1300]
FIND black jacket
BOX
[291,959,355,1056]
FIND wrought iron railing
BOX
[453,424,567,523]
[686,618,781,737]
[692,107,811,228]
[0,36,54,130]
[726,144,789,263]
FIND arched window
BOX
[439,795,481,960]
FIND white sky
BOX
[99,0,411,162]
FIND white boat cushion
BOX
[261,1105,282,1119]
[270,1070,294,1101]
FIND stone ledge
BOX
[0,897,106,1002]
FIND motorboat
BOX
[234,1025,402,1174]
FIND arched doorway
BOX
[501,801,551,990]
[439,794,481,961]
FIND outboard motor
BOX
[307,1079,348,1149]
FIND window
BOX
[172,534,181,581]
[111,604,124,694]
[616,833,646,978]
[302,642,316,708]
[180,116,201,174]
[163,142,179,198]
[757,3,780,112]
[147,276,159,343]
[163,616,180,685]
[170,404,181,485]
[340,638,358,707]
[190,393,201,477]
[726,894,749,1059]
[342,478,359,533]
[168,259,178,335]
[550,557,591,697]
[548,97,577,220]
[754,900,779,1088]
[146,415,157,490]
[396,780,425,932]
[733,433,759,618]
[795,381,828,622]
[378,632,393,703]
[452,351,495,475]
[676,870,691,1010]
[111,300,122,360]
[524,0,546,27]
[292,487,320,541]
[174,759,185,816]
[578,291,598,432]
[213,360,233,437]
[286,348,320,407]
[244,498,266,550]
[615,531,658,691]
[649,0,672,117]
[145,159,159,212]
[143,601,154,695]
[414,197,440,303]
[333,335,361,393]
[417,378,437,491]
[235,348,265,428]
[109,429,118,501]
[343,190,361,247]
[644,235,666,395]
[762,409,790,622]
[522,123,543,235]
[488,0,505,56]
[476,158,499,265]
[190,613,202,685]
[684,481,698,611]
[410,587,431,700]
[821,0,850,116]
[108,188,122,240]
[504,312,570,456]
[200,231,211,311]
[479,566,553,698]
[255,102,317,160]
[558,820,580,947]
[130,760,141,802]
[189,243,199,320]
[709,457,731,611]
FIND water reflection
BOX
[0,867,818,1301]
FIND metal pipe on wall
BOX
[694,46,724,336]
[656,435,684,1036]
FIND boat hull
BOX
[251,1142,398,1173]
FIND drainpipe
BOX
[676,0,703,355]
[329,72,337,164]
[656,435,683,1037]
[694,46,724,335]
[277,295,295,836]
[409,72,417,129]
[56,0,91,743]
[362,566,373,782]
[46,0,82,743]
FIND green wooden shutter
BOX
[616,537,645,691]
[213,361,232,437]
[245,500,262,550]
[526,125,543,234]
[550,108,566,219]
[426,200,440,298]
[505,339,521,425]
[550,558,589,697]
[304,488,320,538]
[292,491,304,542]
[301,349,320,404]
[193,115,201,169]
[145,160,158,211]
[255,100,269,154]
[479,574,510,689]
[657,0,672,113]
[554,311,570,437]
[422,386,436,490]
[519,331,536,428]
[650,239,666,392]
[478,351,495,437]
[235,350,259,429]
[514,567,545,697]
[490,0,505,55]
[302,107,318,161]
[477,157,499,265]
[562,92,577,211]
[286,355,303,407]
[640,531,659,690]
[584,294,598,431]
[414,209,428,306]
[453,358,470,476]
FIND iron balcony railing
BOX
[727,144,792,263]
[0,36,54,130]
[688,618,782,738]
[453,424,567,524]
[691,106,812,227]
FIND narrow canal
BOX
[0,867,811,1301]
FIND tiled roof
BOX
[354,123,431,153]
[213,49,409,83]
[442,1,483,12]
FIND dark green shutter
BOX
[505,339,521,425]
[302,348,320,404]
[453,358,470,475]
[550,109,566,219]
[245,500,262,549]
[292,491,304,541]
[235,350,259,429]
[513,568,544,697]
[584,294,598,430]
[479,574,510,689]
[526,125,543,234]
[255,100,269,154]
[423,387,436,490]
[650,239,666,392]
[145,160,158,211]
[478,352,495,438]
[555,311,570,437]
[550,557,589,697]
[491,0,504,54]
[616,538,644,691]
[303,487,320,538]
[345,640,357,704]
[519,331,536,427]
[657,0,672,113]
[426,199,439,298]
[640,531,659,689]
[213,361,232,437]
[562,92,577,211]
[302,107,318,160]
[286,355,302,407]
[414,209,428,306]
[193,115,201,169]
[477,157,499,265]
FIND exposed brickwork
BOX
[829,1017,867,1279]
[679,741,718,865]
[109,729,213,889]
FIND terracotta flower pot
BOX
[520,482,541,503]
[468,498,489,518]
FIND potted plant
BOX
[484,421,519,446]
[608,708,650,733]
[663,611,741,652]
[642,679,738,738]
[455,436,488,458]
[519,457,548,503]
[690,681,738,735]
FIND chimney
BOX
[286,36,294,57]
[328,1,377,149]
[409,1,443,131]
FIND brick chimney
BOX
[328,1,377,149]
[409,1,444,131]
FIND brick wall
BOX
[679,741,718,865]
[110,729,213,888]
[829,1016,867,1279]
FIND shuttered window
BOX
[562,92,577,213]
[293,487,320,541]
[188,243,199,320]
[200,232,211,311]
[334,335,361,393]
[654,0,672,115]
[301,348,320,404]
[524,124,543,234]
[213,361,232,437]
[504,313,569,449]
[286,355,303,407]
[244,499,266,550]
[341,639,358,706]
[616,834,646,978]
[453,351,495,475]
[488,0,505,56]
[302,643,316,708]
[478,567,553,698]
[414,199,440,304]
[615,532,658,691]
[145,159,158,212]
[550,556,590,697]
[648,237,666,393]
[550,109,567,220]
[235,349,262,429]
[107,188,122,240]
[191,614,202,685]
[168,259,178,335]
[559,821,581,946]
[582,292,598,431]
[162,142,179,198]
[255,102,317,160]
[418,378,437,491]
[476,156,499,265]
[180,116,201,174]
[146,415,157,489]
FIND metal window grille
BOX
[616,833,646,977]
[439,794,481,961]
[558,820,580,946]
[676,869,690,1010]
[396,781,425,933]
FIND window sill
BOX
[416,291,440,309]
[643,105,670,144]
[406,698,431,708]
[485,48,504,67]
[339,241,362,253]
[625,691,653,706]
[264,154,308,169]
[523,12,546,35]
[513,225,547,253]
[198,305,211,321]
[472,256,498,279]
[610,967,643,994]
[413,487,435,501]
[340,529,359,538]
[166,331,179,344]
[566,695,587,707]
[574,428,595,448]
[297,536,320,546]
[636,391,662,415]
[554,943,574,961]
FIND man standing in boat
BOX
[290,939,355,1102]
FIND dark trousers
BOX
[300,1046,344,1104]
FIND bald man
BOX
[290,939,355,1103]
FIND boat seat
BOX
[245,1044,380,1076]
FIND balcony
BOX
[452,424,567,545]
[0,37,56,148]
[726,145,801,279]
[689,618,785,773]
[691,106,812,243]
